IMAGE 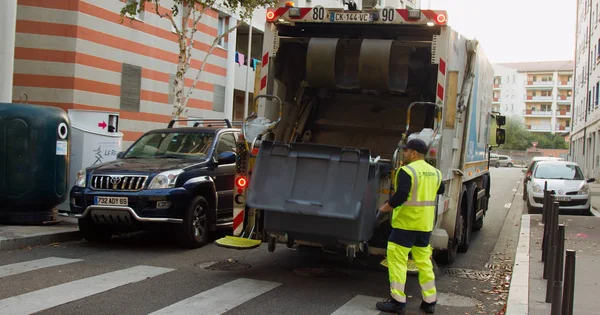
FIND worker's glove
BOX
[375,209,388,227]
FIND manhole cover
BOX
[197,259,252,271]
[443,268,494,281]
[294,268,348,278]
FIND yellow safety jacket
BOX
[392,159,442,232]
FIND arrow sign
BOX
[98,121,107,129]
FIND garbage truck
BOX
[215,0,506,265]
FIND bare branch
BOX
[183,19,243,108]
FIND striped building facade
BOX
[12,0,263,148]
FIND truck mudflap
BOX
[246,141,380,244]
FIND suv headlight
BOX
[578,185,589,195]
[148,169,184,189]
[75,169,87,187]
[532,183,542,193]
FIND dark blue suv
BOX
[69,119,240,248]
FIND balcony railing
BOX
[559,80,573,86]
[556,110,572,116]
[557,95,573,102]
[524,110,553,116]
[555,125,569,132]
[527,81,554,86]
[527,96,553,100]
[526,124,552,131]
[493,84,501,88]
[493,97,500,102]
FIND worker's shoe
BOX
[420,301,436,313]
[376,297,406,314]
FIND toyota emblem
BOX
[110,176,122,189]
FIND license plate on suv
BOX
[94,196,128,206]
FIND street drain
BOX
[443,268,494,281]
[294,268,348,278]
[197,259,252,271]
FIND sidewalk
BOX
[506,193,600,315]
[0,216,80,251]
[588,182,600,216]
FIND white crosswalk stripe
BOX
[0,265,174,315]
[149,278,281,315]
[330,295,383,315]
[0,257,82,278]
[0,257,387,314]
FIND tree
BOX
[499,117,569,150]
[121,0,276,119]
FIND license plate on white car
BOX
[555,196,571,202]
[330,12,373,22]
[94,196,128,206]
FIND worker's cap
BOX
[399,138,428,155]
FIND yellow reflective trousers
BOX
[387,240,437,304]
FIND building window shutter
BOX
[120,63,142,112]
[213,84,226,112]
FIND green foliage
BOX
[500,117,568,150]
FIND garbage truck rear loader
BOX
[216,0,506,265]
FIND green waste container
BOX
[0,103,70,224]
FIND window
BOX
[534,163,583,180]
[120,63,142,112]
[215,133,236,156]
[125,132,215,160]
[125,0,144,20]
[217,17,226,47]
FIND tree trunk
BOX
[172,43,188,120]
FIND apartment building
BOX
[492,61,573,140]
[570,0,600,179]
[9,0,266,149]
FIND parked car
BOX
[68,119,241,248]
[522,156,565,200]
[524,160,595,215]
[493,155,514,168]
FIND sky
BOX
[427,0,577,64]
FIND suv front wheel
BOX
[176,196,210,248]
[78,217,113,242]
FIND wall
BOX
[12,0,231,149]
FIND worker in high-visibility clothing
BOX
[375,138,445,315]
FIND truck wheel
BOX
[78,217,112,242]
[176,196,210,248]
[458,187,472,253]
[433,239,457,265]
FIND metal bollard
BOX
[543,200,558,279]
[550,224,565,313]
[561,250,576,315]
[541,187,550,259]
[542,181,549,224]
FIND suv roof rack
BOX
[168,119,232,128]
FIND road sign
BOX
[98,121,107,129]
[532,141,538,148]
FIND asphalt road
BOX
[0,168,525,315]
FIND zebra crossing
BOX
[0,257,388,315]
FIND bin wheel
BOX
[268,236,276,252]
[347,246,356,264]
[286,237,294,248]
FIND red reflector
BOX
[236,177,247,188]
[251,148,259,155]
[237,188,243,194]
[266,10,276,21]
[429,148,437,155]
[436,13,447,24]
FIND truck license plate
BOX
[555,196,571,202]
[330,12,373,22]
[95,196,128,206]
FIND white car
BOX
[525,161,595,215]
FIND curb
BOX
[591,207,600,217]
[505,214,530,315]
[0,230,81,252]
